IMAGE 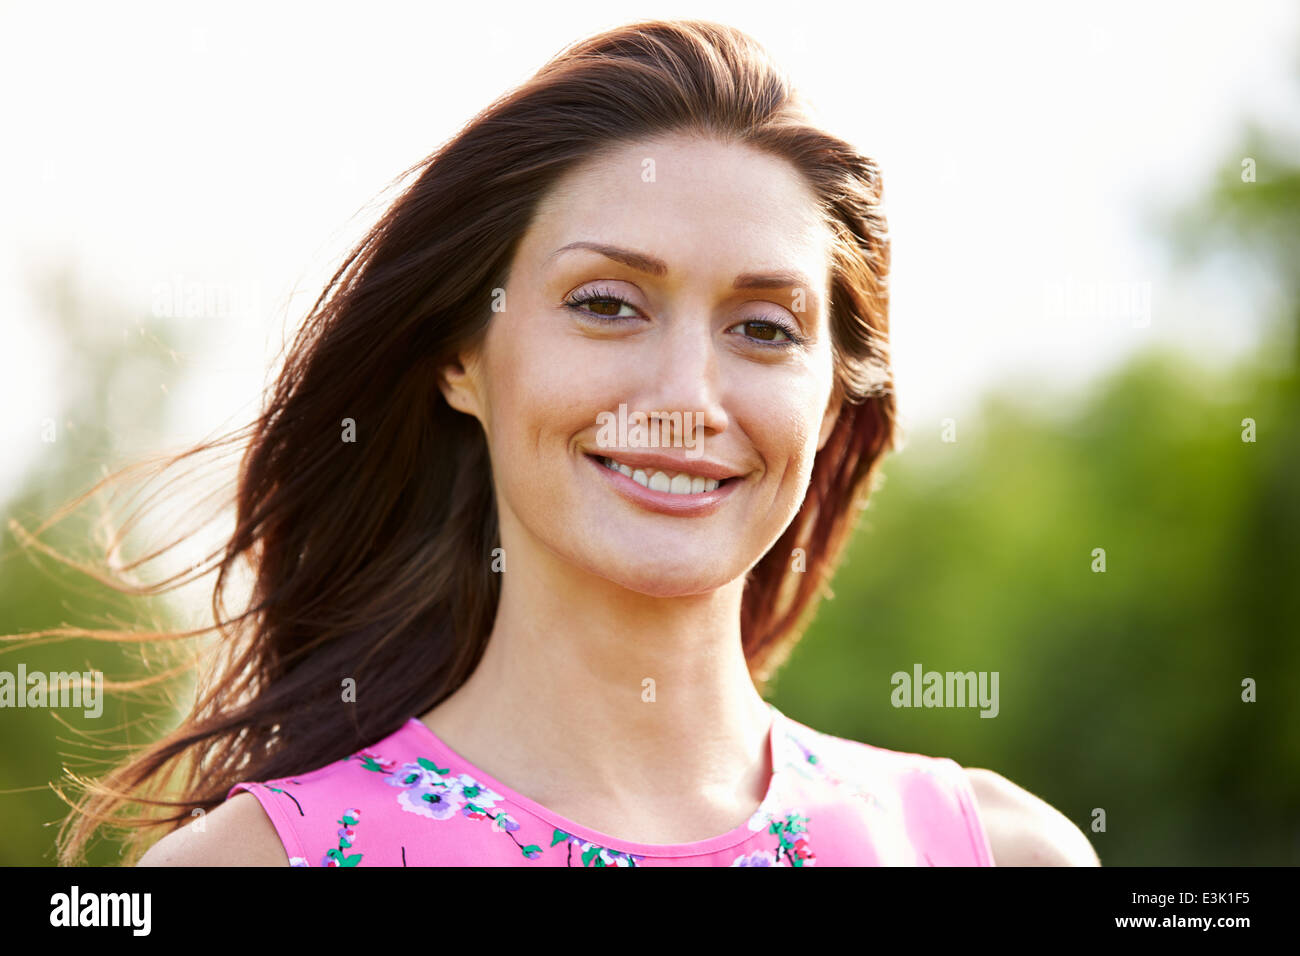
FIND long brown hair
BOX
[13,18,896,865]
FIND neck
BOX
[419,513,774,837]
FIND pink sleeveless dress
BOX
[227,703,995,866]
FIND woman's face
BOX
[441,132,841,597]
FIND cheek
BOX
[482,312,560,427]
[739,372,827,473]
[480,316,609,474]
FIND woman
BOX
[54,19,1096,866]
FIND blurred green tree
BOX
[0,268,201,865]
[770,95,1300,865]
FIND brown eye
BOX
[740,321,789,343]
[564,288,639,320]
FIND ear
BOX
[437,349,485,422]
[816,384,843,452]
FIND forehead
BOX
[522,133,833,288]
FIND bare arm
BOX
[964,767,1101,866]
[136,791,291,867]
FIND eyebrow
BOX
[549,240,819,300]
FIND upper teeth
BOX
[601,456,720,494]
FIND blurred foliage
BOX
[2,99,1297,866]
[0,271,196,865]
[771,121,1300,865]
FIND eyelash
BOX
[563,285,806,348]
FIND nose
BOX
[631,309,729,447]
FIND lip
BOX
[588,448,743,481]
[585,452,742,517]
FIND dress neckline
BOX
[402,702,787,857]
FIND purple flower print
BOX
[731,849,780,866]
[387,759,448,791]
[448,774,503,810]
[352,745,544,861]
[398,783,463,820]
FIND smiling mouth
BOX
[591,454,730,495]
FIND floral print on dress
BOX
[732,849,780,866]
[732,809,815,866]
[784,727,884,812]
[264,783,305,816]
[354,748,543,861]
[351,744,646,865]
[322,807,363,867]
[551,829,644,867]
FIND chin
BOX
[578,546,746,598]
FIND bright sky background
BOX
[2,0,1298,506]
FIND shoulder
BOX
[773,714,1001,865]
[138,719,423,868]
[962,767,1100,866]
[137,791,290,867]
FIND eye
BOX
[735,320,791,344]
[730,318,805,348]
[564,286,805,347]
[563,286,640,320]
